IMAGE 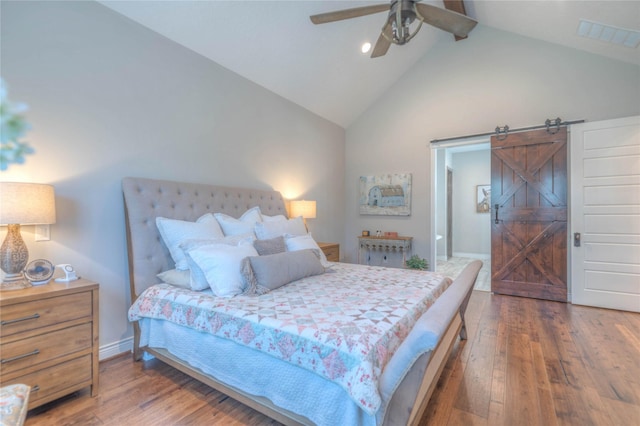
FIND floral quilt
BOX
[128,262,451,415]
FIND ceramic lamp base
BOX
[1,224,30,291]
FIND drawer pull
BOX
[31,385,40,393]
[1,349,40,364]
[1,313,40,325]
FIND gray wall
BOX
[1,1,345,357]
[451,150,491,257]
[344,25,640,266]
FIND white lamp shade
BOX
[0,182,56,225]
[290,200,316,219]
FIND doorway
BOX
[431,138,491,290]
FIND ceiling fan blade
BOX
[310,4,390,25]
[415,3,477,38]
[371,22,393,58]
[443,0,469,40]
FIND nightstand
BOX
[317,242,340,262]
[0,279,99,409]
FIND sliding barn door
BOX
[491,128,568,302]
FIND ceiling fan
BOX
[310,0,478,58]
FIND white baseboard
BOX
[452,252,490,259]
[99,337,133,360]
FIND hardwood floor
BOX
[25,291,640,425]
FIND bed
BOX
[123,177,481,426]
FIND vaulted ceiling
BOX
[99,1,640,128]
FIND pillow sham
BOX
[180,235,255,291]
[242,249,325,295]
[261,213,287,222]
[254,216,306,240]
[156,269,190,289]
[182,241,258,297]
[181,234,255,251]
[285,233,330,268]
[214,206,262,236]
[253,235,286,256]
[182,254,209,291]
[156,213,224,270]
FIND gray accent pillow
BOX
[242,249,325,295]
[253,236,286,256]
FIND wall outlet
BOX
[35,224,50,241]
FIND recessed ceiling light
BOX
[361,42,372,54]
[577,19,640,48]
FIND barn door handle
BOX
[494,204,500,224]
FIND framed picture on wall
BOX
[359,173,412,216]
[476,184,491,213]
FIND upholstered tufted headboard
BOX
[122,177,287,299]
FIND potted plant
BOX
[405,255,428,270]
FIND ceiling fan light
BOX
[390,17,422,45]
[310,0,478,58]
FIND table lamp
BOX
[0,182,56,290]
[290,200,316,230]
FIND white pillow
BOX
[182,241,258,297]
[156,213,224,270]
[180,235,255,291]
[181,234,255,251]
[183,252,211,291]
[214,206,262,236]
[285,233,330,268]
[261,213,287,222]
[254,216,306,240]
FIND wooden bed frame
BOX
[122,177,482,426]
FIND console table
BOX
[358,236,412,269]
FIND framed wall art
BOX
[476,184,491,213]
[359,173,412,216]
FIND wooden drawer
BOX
[0,292,92,337]
[0,279,100,408]
[2,354,93,409]
[1,323,92,375]
[323,246,339,262]
[318,242,340,262]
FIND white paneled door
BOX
[570,116,640,312]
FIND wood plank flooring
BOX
[24,291,640,425]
